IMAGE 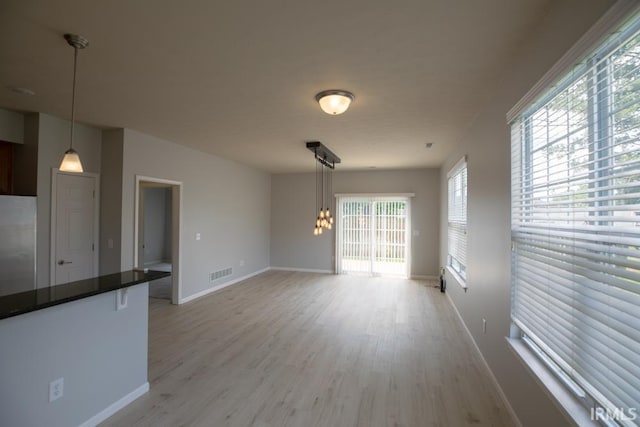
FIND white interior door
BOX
[53,172,98,285]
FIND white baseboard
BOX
[78,382,149,427]
[410,274,438,280]
[444,292,522,427]
[269,266,333,274]
[179,267,270,304]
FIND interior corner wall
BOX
[271,168,440,276]
[119,128,271,299]
[100,129,124,275]
[438,0,615,426]
[35,113,102,287]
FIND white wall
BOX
[271,168,440,276]
[0,284,148,427]
[100,129,124,275]
[142,187,171,265]
[438,0,614,426]
[120,129,271,299]
[163,188,172,260]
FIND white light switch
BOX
[413,230,420,236]
[107,238,114,249]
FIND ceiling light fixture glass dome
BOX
[315,90,354,115]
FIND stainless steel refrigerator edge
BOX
[0,195,36,296]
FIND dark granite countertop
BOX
[0,270,171,320]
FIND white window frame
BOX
[447,156,467,286]
[508,2,640,425]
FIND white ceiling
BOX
[0,0,551,173]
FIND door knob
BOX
[58,260,72,265]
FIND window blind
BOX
[511,11,640,422]
[448,157,467,279]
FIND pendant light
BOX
[59,33,89,173]
[315,90,354,115]
[306,142,340,236]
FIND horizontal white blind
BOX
[511,12,640,422]
[338,198,371,274]
[448,158,467,278]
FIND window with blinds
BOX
[448,157,467,281]
[511,11,640,423]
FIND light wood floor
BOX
[102,271,514,427]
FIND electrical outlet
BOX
[239,260,245,267]
[482,318,487,334]
[49,378,64,402]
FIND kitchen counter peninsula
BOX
[0,269,170,320]
[0,269,169,427]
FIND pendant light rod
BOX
[316,159,319,215]
[69,45,78,149]
[321,158,324,211]
[59,34,88,173]
[64,34,88,151]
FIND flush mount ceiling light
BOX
[59,33,89,173]
[315,90,354,115]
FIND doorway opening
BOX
[336,195,412,278]
[134,176,182,304]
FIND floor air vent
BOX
[210,267,232,282]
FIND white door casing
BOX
[137,188,145,268]
[134,175,182,305]
[51,170,100,285]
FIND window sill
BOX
[446,265,467,290]
[506,337,598,427]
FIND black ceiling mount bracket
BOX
[306,141,341,169]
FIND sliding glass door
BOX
[336,196,411,277]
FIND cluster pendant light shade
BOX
[315,90,354,115]
[306,142,340,236]
[59,33,89,173]
[313,164,334,236]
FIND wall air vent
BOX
[210,267,232,282]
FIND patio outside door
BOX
[336,196,411,278]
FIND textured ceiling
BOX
[0,0,552,173]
